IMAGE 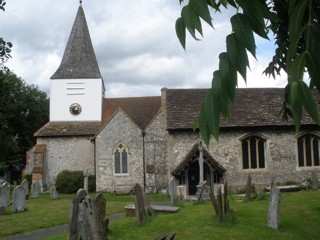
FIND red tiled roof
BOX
[102,96,161,130]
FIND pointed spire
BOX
[51,5,102,79]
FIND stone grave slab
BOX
[12,185,26,213]
[31,180,40,198]
[21,179,29,199]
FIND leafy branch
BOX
[176,0,320,144]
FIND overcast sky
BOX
[0,0,287,98]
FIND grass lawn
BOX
[1,190,319,239]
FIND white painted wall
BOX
[50,78,103,121]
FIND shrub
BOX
[88,175,96,192]
[55,170,84,194]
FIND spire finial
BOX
[80,0,82,5]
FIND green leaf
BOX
[236,0,269,39]
[286,25,307,71]
[290,81,302,131]
[288,52,307,83]
[175,17,186,50]
[226,34,248,81]
[230,13,256,58]
[306,52,320,92]
[189,0,213,27]
[299,81,320,125]
[219,52,237,101]
[198,105,212,144]
[181,6,200,40]
[288,0,308,40]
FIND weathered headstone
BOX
[197,180,207,202]
[21,179,29,199]
[0,182,10,215]
[84,171,89,193]
[69,189,87,240]
[134,183,147,223]
[311,171,318,190]
[31,180,40,199]
[169,177,177,205]
[12,185,26,213]
[245,174,252,201]
[268,180,281,230]
[81,194,108,240]
[50,186,58,200]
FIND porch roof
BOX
[171,144,226,176]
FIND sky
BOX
[0,0,287,98]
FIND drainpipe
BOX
[141,130,146,192]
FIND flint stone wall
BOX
[96,110,168,193]
[96,110,144,192]
[37,136,94,188]
[167,128,320,193]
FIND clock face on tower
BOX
[69,103,82,115]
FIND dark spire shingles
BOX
[51,5,102,79]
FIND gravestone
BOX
[245,174,252,201]
[12,185,26,212]
[69,189,108,240]
[268,180,281,230]
[81,194,108,240]
[21,179,29,199]
[0,182,10,215]
[50,186,58,200]
[134,183,147,223]
[84,171,89,193]
[311,171,318,190]
[169,177,177,205]
[69,189,87,240]
[31,180,40,199]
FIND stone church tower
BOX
[26,3,103,189]
[50,3,104,121]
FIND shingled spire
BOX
[51,5,102,79]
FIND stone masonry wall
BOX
[144,111,168,192]
[37,136,94,188]
[167,129,320,193]
[95,110,144,192]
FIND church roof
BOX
[166,88,317,130]
[34,121,101,137]
[51,5,102,79]
[102,96,161,130]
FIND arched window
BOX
[113,142,129,174]
[297,134,320,167]
[241,136,266,169]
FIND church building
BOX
[25,4,320,197]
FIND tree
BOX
[0,71,49,179]
[176,0,320,144]
[0,0,12,72]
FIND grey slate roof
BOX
[166,88,317,130]
[51,5,102,79]
[34,121,101,137]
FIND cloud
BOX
[1,0,284,98]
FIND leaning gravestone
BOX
[134,183,147,223]
[21,179,29,199]
[169,177,177,205]
[31,180,40,199]
[69,189,87,240]
[69,189,108,240]
[50,186,58,200]
[268,179,281,230]
[12,185,26,213]
[0,182,10,215]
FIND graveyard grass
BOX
[1,191,320,239]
